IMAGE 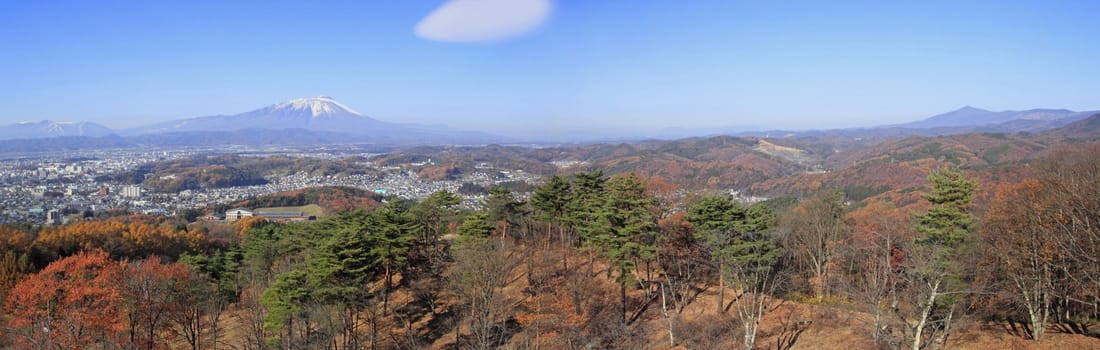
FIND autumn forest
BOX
[3,135,1100,350]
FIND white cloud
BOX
[415,0,553,43]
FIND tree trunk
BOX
[813,263,827,299]
[286,318,294,350]
[743,317,757,350]
[660,283,675,346]
[384,262,392,315]
[1024,291,1048,342]
[912,279,940,350]
[1020,265,1051,342]
[718,264,726,313]
[620,282,628,324]
[938,303,955,348]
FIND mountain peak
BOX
[0,120,114,140]
[270,96,362,118]
[954,105,989,113]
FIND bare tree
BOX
[448,232,517,350]
[780,189,851,299]
[1040,146,1100,325]
[982,180,1059,342]
[728,248,784,350]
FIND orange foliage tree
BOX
[5,251,196,349]
[33,218,205,262]
[5,251,125,349]
[980,180,1060,342]
[120,257,192,349]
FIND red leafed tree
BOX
[5,251,125,349]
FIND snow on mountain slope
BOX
[0,120,114,140]
[269,96,362,118]
[129,96,386,135]
[123,96,505,144]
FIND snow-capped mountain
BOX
[265,95,363,118]
[0,120,114,140]
[125,96,504,144]
[129,96,389,134]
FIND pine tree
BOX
[601,174,659,323]
[907,167,977,350]
[368,201,418,315]
[411,190,462,265]
[915,167,976,247]
[456,212,495,247]
[306,220,373,307]
[687,195,782,349]
[565,172,608,237]
[485,186,529,241]
[687,195,745,313]
[531,175,571,245]
[260,269,309,348]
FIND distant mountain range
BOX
[1043,112,1100,140]
[0,120,114,139]
[122,96,502,144]
[896,106,1096,129]
[127,96,388,135]
[0,99,1095,148]
[0,96,504,148]
[725,106,1099,142]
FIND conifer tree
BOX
[566,171,609,246]
[456,212,495,246]
[916,168,976,247]
[369,201,418,315]
[260,269,309,349]
[531,175,571,244]
[601,174,659,323]
[688,195,781,349]
[906,167,977,350]
[485,186,528,241]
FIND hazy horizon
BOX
[2,1,1098,135]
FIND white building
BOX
[121,185,143,198]
[225,208,254,222]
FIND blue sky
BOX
[1,1,1098,137]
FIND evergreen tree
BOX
[688,195,781,348]
[687,196,781,314]
[306,219,373,307]
[259,269,309,348]
[368,201,418,314]
[485,186,529,240]
[413,190,462,239]
[531,175,571,244]
[456,212,495,247]
[601,174,659,323]
[411,190,462,264]
[566,171,610,247]
[687,195,745,313]
[915,167,976,247]
[906,167,977,350]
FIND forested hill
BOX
[376,135,818,190]
[3,147,1100,348]
[3,121,1100,348]
[113,154,377,192]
